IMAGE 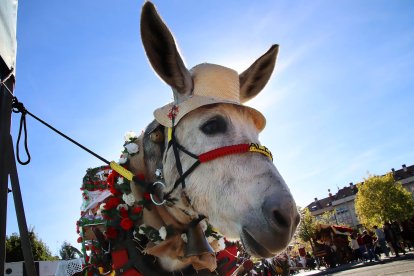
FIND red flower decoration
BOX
[85,255,90,263]
[109,187,121,196]
[105,226,118,239]
[77,236,83,243]
[105,197,121,210]
[120,208,129,218]
[107,171,119,187]
[167,105,179,120]
[132,206,143,214]
[120,218,134,230]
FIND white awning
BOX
[0,0,18,71]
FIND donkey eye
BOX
[200,116,227,135]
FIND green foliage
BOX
[296,208,317,247]
[316,210,337,225]
[355,173,414,228]
[6,229,58,262]
[59,241,83,260]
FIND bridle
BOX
[162,126,273,204]
[101,121,274,275]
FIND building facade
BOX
[306,164,414,229]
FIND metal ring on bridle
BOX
[150,181,167,206]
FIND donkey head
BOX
[140,2,299,259]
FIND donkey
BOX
[117,2,300,274]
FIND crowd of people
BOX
[227,221,414,275]
[349,221,412,263]
[285,220,414,275]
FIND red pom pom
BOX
[77,237,83,243]
[120,218,134,230]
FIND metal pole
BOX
[0,68,14,276]
[1,65,37,275]
[8,135,37,276]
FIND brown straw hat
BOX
[154,63,266,131]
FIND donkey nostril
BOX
[273,210,289,228]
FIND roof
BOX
[335,185,358,199]
[305,163,413,211]
[392,164,414,181]
[306,196,333,212]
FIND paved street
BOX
[297,252,414,275]
[335,258,414,275]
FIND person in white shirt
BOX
[374,225,389,257]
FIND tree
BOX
[59,241,83,260]
[5,229,58,262]
[355,173,414,228]
[296,208,317,250]
[316,210,337,225]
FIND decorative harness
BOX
[99,119,275,275]
[163,127,273,203]
[111,126,273,207]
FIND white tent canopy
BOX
[0,0,18,71]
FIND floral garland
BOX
[78,131,228,274]
[104,130,225,248]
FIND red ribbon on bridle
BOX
[164,128,273,200]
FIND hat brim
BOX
[153,95,266,132]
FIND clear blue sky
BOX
[6,0,414,255]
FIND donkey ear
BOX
[239,45,279,103]
[140,2,193,98]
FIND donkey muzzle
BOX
[241,192,299,258]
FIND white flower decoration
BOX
[122,193,136,206]
[118,154,128,164]
[99,203,106,211]
[124,131,137,142]
[159,226,167,240]
[181,233,188,243]
[124,143,139,154]
[117,177,124,185]
[116,203,128,211]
